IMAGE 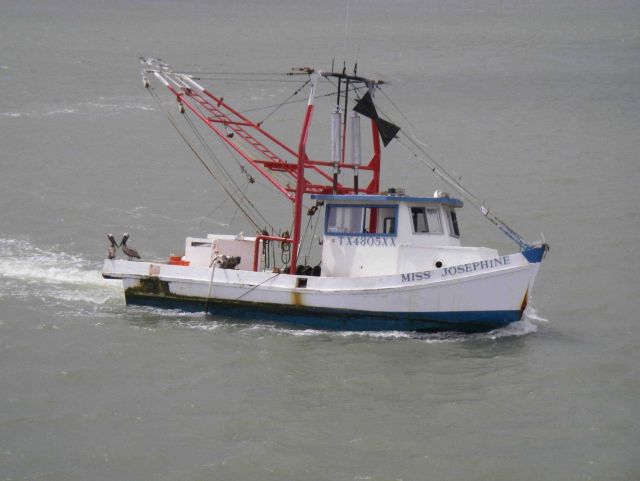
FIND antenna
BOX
[344,0,351,62]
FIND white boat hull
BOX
[103,249,544,332]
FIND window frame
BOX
[410,206,443,235]
[445,208,461,237]
[324,204,399,237]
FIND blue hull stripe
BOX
[125,293,522,332]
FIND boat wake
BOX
[174,315,539,343]
[525,306,549,323]
[254,319,538,342]
[0,238,122,311]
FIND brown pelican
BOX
[107,233,118,259]
[120,233,141,260]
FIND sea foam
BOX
[0,238,121,305]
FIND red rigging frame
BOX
[143,59,386,274]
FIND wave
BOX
[525,306,549,323]
[177,317,539,342]
[267,319,538,342]
[0,238,122,306]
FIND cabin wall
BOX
[183,235,260,270]
[321,237,400,277]
[321,241,499,277]
[183,237,213,267]
[395,245,500,272]
[320,201,495,277]
[396,205,462,248]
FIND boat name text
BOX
[401,271,431,282]
[440,256,511,277]
[401,256,511,283]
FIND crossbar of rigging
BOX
[142,58,381,202]
[144,85,265,232]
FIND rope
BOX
[305,204,323,262]
[227,181,250,227]
[396,138,481,205]
[238,88,352,114]
[148,84,275,232]
[384,99,530,249]
[297,213,314,266]
[257,78,311,126]
[214,139,276,231]
[195,181,245,229]
[204,264,216,313]
[146,86,264,232]
[341,83,531,249]
[233,272,281,302]
[183,114,237,184]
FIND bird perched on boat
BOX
[107,233,118,259]
[120,233,141,260]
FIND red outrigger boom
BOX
[142,59,388,274]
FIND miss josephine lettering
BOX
[441,256,511,277]
[401,256,511,282]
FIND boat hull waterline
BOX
[103,247,544,332]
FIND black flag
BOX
[353,91,400,147]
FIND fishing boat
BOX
[102,58,548,332]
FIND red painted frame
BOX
[153,70,382,274]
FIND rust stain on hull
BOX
[519,288,529,316]
[291,290,304,306]
[126,277,171,296]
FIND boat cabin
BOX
[176,191,498,278]
[313,190,497,277]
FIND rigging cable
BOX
[297,211,315,266]
[183,114,242,188]
[375,85,530,248]
[146,86,264,232]
[195,184,237,229]
[233,272,281,302]
[239,85,357,114]
[305,203,323,264]
[395,138,529,248]
[227,181,251,228]
[337,81,531,249]
[257,78,311,127]
[181,113,275,231]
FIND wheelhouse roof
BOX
[310,194,463,208]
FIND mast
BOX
[142,57,543,259]
[290,72,319,274]
[141,58,398,273]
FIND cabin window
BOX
[410,207,442,234]
[446,209,460,237]
[191,241,212,247]
[325,205,397,236]
[383,216,395,234]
